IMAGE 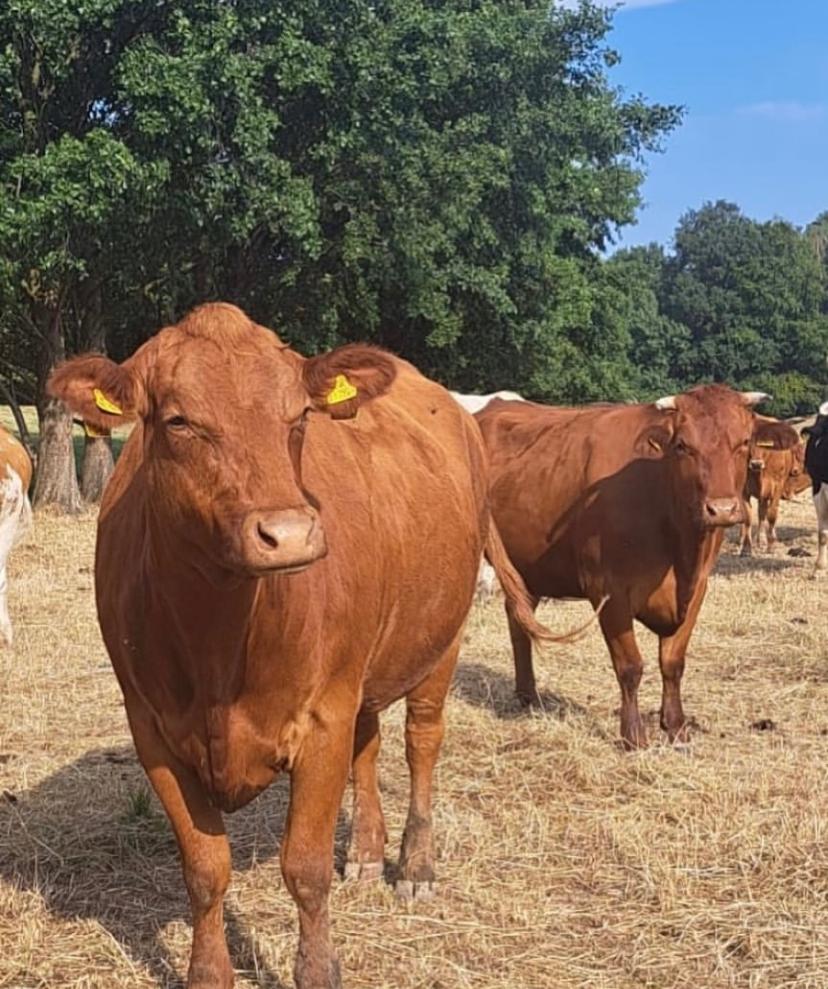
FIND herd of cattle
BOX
[1,301,827,989]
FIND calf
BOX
[739,418,807,555]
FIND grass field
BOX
[0,406,131,462]
[1,496,827,988]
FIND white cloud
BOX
[740,101,826,123]
[557,0,678,10]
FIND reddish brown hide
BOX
[476,384,769,750]
[48,302,555,989]
[740,417,808,556]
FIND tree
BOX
[660,201,828,415]
[0,1,169,510]
[602,244,691,400]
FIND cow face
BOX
[48,303,396,578]
[642,386,770,529]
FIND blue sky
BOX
[580,0,828,251]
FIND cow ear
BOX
[751,418,800,451]
[303,344,397,420]
[635,424,673,459]
[48,354,142,434]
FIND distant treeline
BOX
[600,201,828,418]
[0,1,823,509]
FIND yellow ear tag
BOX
[756,440,776,448]
[83,421,107,438]
[326,374,358,406]
[93,388,123,416]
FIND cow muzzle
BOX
[240,507,327,574]
[703,498,743,527]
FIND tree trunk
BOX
[33,398,82,513]
[31,300,82,513]
[80,432,114,503]
[77,278,113,502]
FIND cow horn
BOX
[654,395,677,410]
[740,391,772,407]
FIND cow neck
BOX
[666,507,717,620]
[145,516,258,701]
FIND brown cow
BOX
[0,426,33,646]
[476,385,787,750]
[739,418,809,556]
[48,302,564,989]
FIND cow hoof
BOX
[395,878,436,901]
[343,860,383,882]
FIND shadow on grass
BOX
[0,745,355,987]
[453,660,589,722]
[715,551,803,578]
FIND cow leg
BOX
[128,709,233,989]
[0,482,21,646]
[739,499,752,557]
[600,604,646,750]
[344,710,386,882]
[0,563,11,647]
[814,488,828,574]
[765,497,779,553]
[396,639,459,900]
[757,497,770,552]
[507,594,540,705]
[658,579,707,744]
[282,723,352,989]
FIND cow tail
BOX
[484,516,605,645]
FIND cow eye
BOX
[675,439,689,454]
[165,415,190,430]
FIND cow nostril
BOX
[705,503,717,517]
[257,522,278,550]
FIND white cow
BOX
[0,426,32,645]
[450,390,525,601]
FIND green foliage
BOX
[655,201,828,414]
[0,0,681,406]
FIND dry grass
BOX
[2,497,828,988]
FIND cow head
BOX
[747,417,808,499]
[48,303,396,579]
[638,385,771,529]
[782,441,810,498]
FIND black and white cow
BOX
[804,402,828,574]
